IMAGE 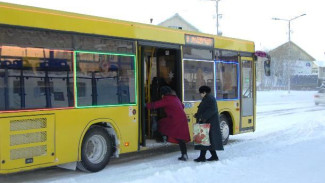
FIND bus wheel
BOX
[220,114,230,145]
[77,126,112,172]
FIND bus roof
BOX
[0,2,254,52]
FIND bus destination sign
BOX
[185,34,214,47]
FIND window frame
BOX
[0,46,74,112]
[215,60,240,101]
[182,58,215,102]
[74,50,137,108]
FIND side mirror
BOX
[255,51,271,77]
[264,58,271,76]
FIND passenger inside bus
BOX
[143,47,181,142]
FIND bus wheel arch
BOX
[77,121,120,172]
[219,112,233,145]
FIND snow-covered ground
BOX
[1,90,325,183]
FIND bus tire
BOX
[220,114,230,145]
[77,126,112,172]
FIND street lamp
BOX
[272,13,306,93]
[272,14,306,42]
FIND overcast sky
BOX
[2,0,325,60]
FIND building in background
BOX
[258,41,317,90]
[158,13,200,32]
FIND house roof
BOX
[158,13,200,32]
[269,41,315,61]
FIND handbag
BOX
[193,123,211,146]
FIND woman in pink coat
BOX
[147,86,190,161]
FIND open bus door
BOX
[138,42,181,147]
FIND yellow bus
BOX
[0,2,269,174]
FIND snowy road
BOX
[1,91,325,183]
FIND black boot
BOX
[194,150,206,162]
[207,156,219,161]
[178,154,188,161]
[194,156,206,162]
[178,139,187,161]
[207,150,219,161]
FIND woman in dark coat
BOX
[147,86,191,161]
[194,85,224,162]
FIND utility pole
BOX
[215,0,220,35]
[272,14,306,93]
[204,0,221,35]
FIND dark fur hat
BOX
[199,85,211,94]
[160,86,172,96]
